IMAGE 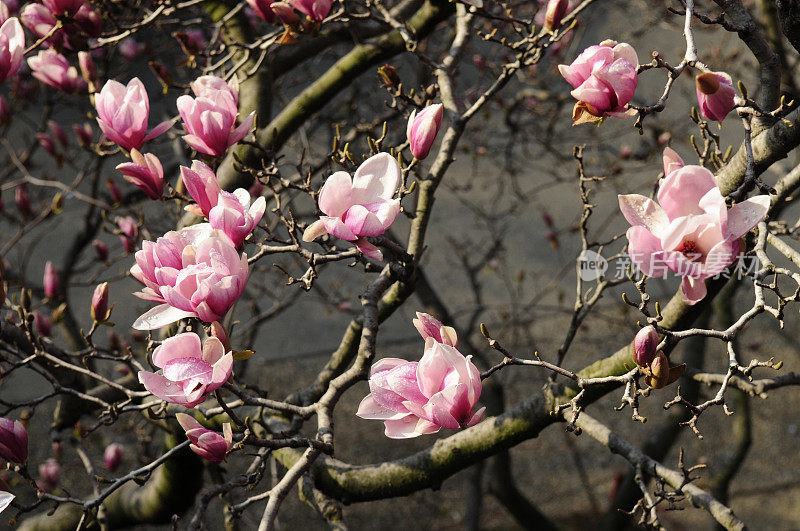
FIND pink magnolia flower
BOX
[116,216,140,254]
[407,103,443,160]
[20,4,64,47]
[177,75,254,158]
[94,78,171,152]
[247,0,276,22]
[103,442,123,472]
[138,333,233,408]
[356,339,485,438]
[558,40,638,124]
[302,153,401,261]
[130,225,249,330]
[181,161,266,247]
[695,72,736,123]
[0,17,23,83]
[44,260,60,298]
[618,149,770,304]
[413,312,457,347]
[286,0,333,21]
[42,0,83,16]
[0,417,27,463]
[116,149,164,200]
[175,413,232,462]
[271,2,299,24]
[27,50,86,93]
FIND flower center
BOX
[679,240,701,260]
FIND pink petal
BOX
[681,276,707,305]
[618,194,668,233]
[626,226,666,277]
[318,171,353,218]
[725,195,770,240]
[351,153,400,204]
[132,304,195,330]
[152,332,202,368]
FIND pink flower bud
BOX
[118,37,145,60]
[695,72,736,123]
[116,216,139,254]
[632,325,657,367]
[116,149,164,200]
[90,282,110,322]
[72,4,101,38]
[33,311,51,336]
[646,351,669,389]
[175,414,232,463]
[36,133,57,157]
[0,417,28,463]
[406,103,443,160]
[412,312,457,347]
[38,458,60,491]
[73,123,93,148]
[106,178,123,204]
[14,184,32,218]
[44,261,60,298]
[544,0,568,30]
[92,239,108,261]
[78,51,96,85]
[47,121,68,147]
[103,443,123,472]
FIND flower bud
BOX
[38,458,60,492]
[73,123,93,148]
[695,72,736,122]
[78,51,96,86]
[412,312,457,347]
[15,184,32,218]
[632,325,658,367]
[36,133,57,157]
[106,178,123,204]
[116,216,139,254]
[44,261,60,299]
[47,121,68,147]
[103,443,123,472]
[90,282,110,323]
[544,0,568,30]
[407,103,443,159]
[92,239,108,261]
[33,311,51,336]
[0,417,27,463]
[377,64,400,87]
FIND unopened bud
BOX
[44,261,60,299]
[377,64,400,87]
[90,282,110,323]
[544,0,569,31]
[92,240,108,262]
[78,51,97,87]
[103,443,123,472]
[106,179,123,204]
[632,325,658,367]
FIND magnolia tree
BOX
[1,0,800,528]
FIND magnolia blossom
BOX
[0,17,23,83]
[138,333,232,407]
[632,325,658,367]
[176,413,232,462]
[413,312,457,347]
[177,75,254,158]
[302,153,401,261]
[28,50,86,93]
[407,104,443,160]
[181,161,266,247]
[116,149,164,200]
[94,78,171,152]
[20,4,64,47]
[0,417,27,462]
[618,149,770,304]
[42,0,83,16]
[695,72,736,123]
[356,338,485,439]
[131,225,248,329]
[286,0,332,21]
[558,40,638,124]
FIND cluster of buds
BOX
[631,325,685,389]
